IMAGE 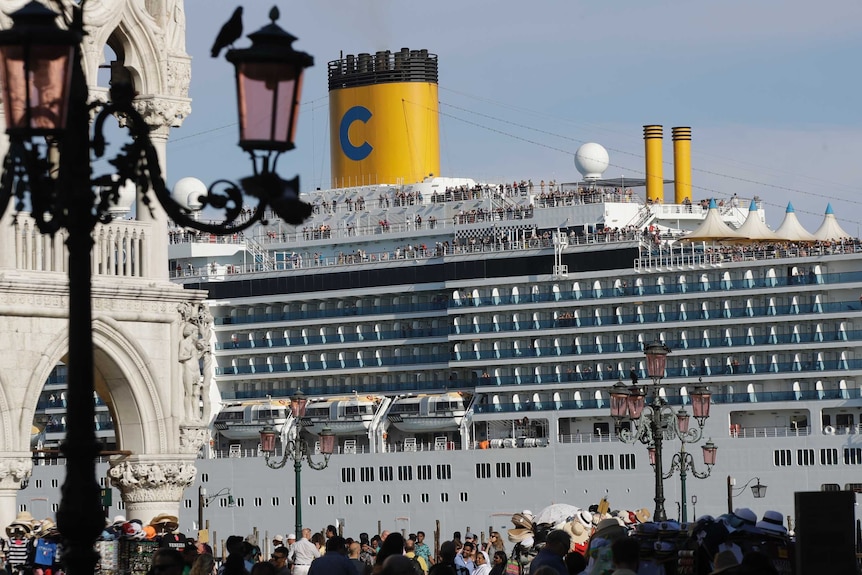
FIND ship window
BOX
[35,480,42,489]
[773,450,792,466]
[117,501,125,510]
[435,401,459,412]
[271,497,279,506]
[821,484,841,492]
[460,492,468,502]
[496,463,511,478]
[382,494,390,504]
[391,403,420,414]
[235,498,244,507]
[821,449,839,465]
[345,496,353,505]
[440,493,449,503]
[345,406,363,415]
[403,494,411,503]
[845,484,862,493]
[598,454,614,471]
[844,448,862,465]
[363,495,372,504]
[437,465,452,480]
[379,466,393,481]
[51,503,59,512]
[516,462,532,478]
[201,474,208,483]
[398,466,413,481]
[418,465,433,481]
[797,449,815,466]
[326,496,335,505]
[361,467,375,482]
[619,453,636,470]
[216,411,244,421]
[183,500,192,509]
[421,493,430,503]
[51,479,59,488]
[254,497,262,507]
[341,468,356,483]
[305,407,329,417]
[577,456,593,471]
[476,463,491,479]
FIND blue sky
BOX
[170,0,862,231]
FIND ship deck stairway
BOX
[246,237,275,271]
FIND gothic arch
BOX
[0,372,15,452]
[21,317,170,455]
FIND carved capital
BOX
[0,457,32,489]
[108,460,196,503]
[179,426,209,454]
[133,96,192,131]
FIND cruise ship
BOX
[23,48,862,542]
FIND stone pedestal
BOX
[0,455,32,530]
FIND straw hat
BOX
[592,517,625,540]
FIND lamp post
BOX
[259,390,335,537]
[0,5,313,575]
[726,476,767,513]
[198,486,234,531]
[610,342,717,522]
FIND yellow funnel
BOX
[643,125,664,203]
[672,127,692,205]
[328,49,440,188]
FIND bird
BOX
[210,7,243,58]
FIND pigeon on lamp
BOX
[210,7,243,58]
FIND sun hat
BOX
[273,534,284,543]
[732,508,756,526]
[287,533,296,540]
[755,510,787,535]
[711,550,739,574]
[592,517,625,540]
[576,509,593,527]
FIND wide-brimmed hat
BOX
[592,517,625,540]
[576,509,593,528]
[6,511,35,537]
[112,515,127,525]
[34,518,56,537]
[511,512,534,530]
[149,514,179,532]
[507,527,532,543]
[755,510,787,535]
[711,550,739,574]
[566,520,590,545]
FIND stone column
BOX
[133,95,191,281]
[107,457,196,525]
[0,454,32,532]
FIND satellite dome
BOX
[172,177,207,210]
[574,143,609,181]
[107,176,136,216]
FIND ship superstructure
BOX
[24,48,862,539]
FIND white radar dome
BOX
[172,177,207,211]
[107,176,136,216]
[574,143,609,181]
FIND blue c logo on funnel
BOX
[340,106,373,161]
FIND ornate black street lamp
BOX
[259,390,335,537]
[0,4,313,575]
[610,342,717,522]
[726,476,767,513]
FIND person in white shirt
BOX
[289,528,321,575]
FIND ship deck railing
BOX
[210,268,862,327]
[637,240,862,270]
[170,228,640,280]
[728,425,812,438]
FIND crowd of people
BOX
[0,501,818,575]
